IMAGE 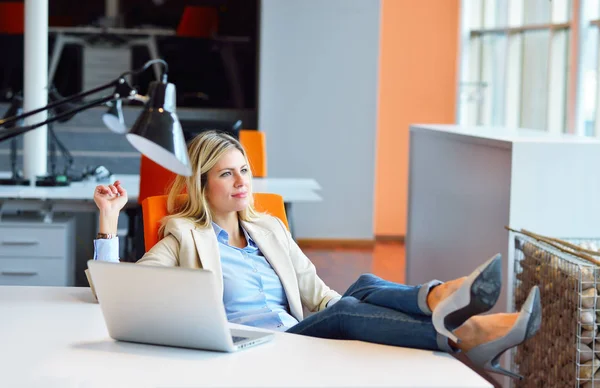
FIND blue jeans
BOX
[286,274,451,352]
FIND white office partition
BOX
[259,0,381,239]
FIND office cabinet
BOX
[0,216,75,286]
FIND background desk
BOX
[0,172,322,212]
[0,173,322,286]
[0,172,321,226]
[48,26,175,85]
[0,286,492,388]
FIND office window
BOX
[520,30,551,131]
[458,0,573,134]
[584,1,600,136]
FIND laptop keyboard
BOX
[232,335,249,343]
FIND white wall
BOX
[259,0,381,239]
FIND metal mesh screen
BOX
[513,235,600,388]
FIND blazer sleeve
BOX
[86,228,180,302]
[136,234,180,267]
[273,217,342,312]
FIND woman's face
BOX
[205,149,251,216]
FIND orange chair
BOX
[176,6,219,38]
[0,2,24,35]
[138,155,177,205]
[253,192,288,229]
[239,130,267,177]
[141,193,289,251]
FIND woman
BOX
[92,130,541,380]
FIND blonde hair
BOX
[159,130,261,236]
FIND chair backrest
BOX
[0,2,24,34]
[239,130,267,177]
[253,192,288,229]
[138,155,177,204]
[176,6,219,38]
[141,192,288,252]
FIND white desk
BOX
[48,26,176,84]
[0,286,491,388]
[49,26,176,36]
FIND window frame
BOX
[458,0,583,135]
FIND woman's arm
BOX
[274,217,342,312]
[92,181,179,266]
[93,238,120,262]
[92,181,127,262]
[94,181,127,235]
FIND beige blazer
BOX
[125,215,340,322]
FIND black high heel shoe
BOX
[432,254,503,344]
[464,286,542,380]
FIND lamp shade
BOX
[126,81,192,177]
[102,99,127,134]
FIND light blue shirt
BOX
[211,223,299,331]
[93,223,299,331]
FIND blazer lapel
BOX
[190,228,224,295]
[242,221,303,320]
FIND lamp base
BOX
[35,175,71,187]
[0,177,31,186]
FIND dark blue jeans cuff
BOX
[417,279,443,316]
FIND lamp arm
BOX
[120,59,169,83]
[0,94,116,143]
[0,57,165,131]
[0,78,125,129]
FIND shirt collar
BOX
[211,222,257,248]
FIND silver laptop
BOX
[87,260,274,352]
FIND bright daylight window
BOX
[455,0,600,135]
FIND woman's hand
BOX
[94,180,128,235]
[94,180,128,213]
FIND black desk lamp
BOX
[102,99,127,134]
[0,59,192,181]
[0,94,27,185]
[0,87,84,186]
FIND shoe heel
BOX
[432,254,502,343]
[437,326,460,344]
[484,363,523,380]
[434,324,460,344]
[465,286,541,381]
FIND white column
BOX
[23,0,48,183]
